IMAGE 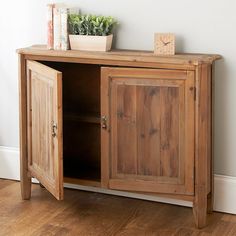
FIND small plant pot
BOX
[69,34,113,52]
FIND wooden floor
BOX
[0,180,236,236]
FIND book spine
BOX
[60,8,69,50]
[53,7,61,50]
[47,4,54,50]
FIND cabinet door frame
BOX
[101,67,195,195]
[26,60,63,200]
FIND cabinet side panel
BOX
[207,65,212,195]
[193,63,212,228]
[19,54,32,200]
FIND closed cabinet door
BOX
[26,60,63,200]
[101,67,195,195]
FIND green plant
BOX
[68,14,118,36]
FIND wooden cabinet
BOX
[17,46,221,228]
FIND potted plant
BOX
[68,14,118,51]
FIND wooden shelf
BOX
[64,112,101,124]
[64,177,101,188]
[63,158,101,183]
[18,45,222,68]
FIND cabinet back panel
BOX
[41,62,101,115]
[63,121,100,178]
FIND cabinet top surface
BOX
[17,45,221,67]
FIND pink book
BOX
[47,4,54,50]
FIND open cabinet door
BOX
[26,60,63,200]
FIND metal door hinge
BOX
[101,116,107,129]
[52,121,57,137]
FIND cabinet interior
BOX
[41,61,101,184]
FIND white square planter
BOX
[69,34,113,52]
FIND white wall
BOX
[0,1,47,147]
[0,0,236,176]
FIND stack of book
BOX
[47,4,79,50]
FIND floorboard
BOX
[0,179,235,236]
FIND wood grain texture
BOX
[185,71,195,194]
[64,177,101,188]
[17,45,221,70]
[27,60,63,200]
[0,179,235,236]
[24,54,197,71]
[160,87,180,178]
[136,86,161,177]
[193,64,212,228]
[64,113,100,124]
[101,68,110,189]
[101,67,195,195]
[207,63,214,214]
[115,84,137,176]
[19,54,32,200]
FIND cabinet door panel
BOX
[27,60,63,200]
[101,67,194,195]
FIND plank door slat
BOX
[136,86,161,177]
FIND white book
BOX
[46,4,54,50]
[53,6,61,50]
[60,8,69,50]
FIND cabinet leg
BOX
[207,192,213,214]
[20,176,31,200]
[193,194,207,229]
[20,159,31,200]
[19,54,31,200]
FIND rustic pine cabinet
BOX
[18,46,221,228]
